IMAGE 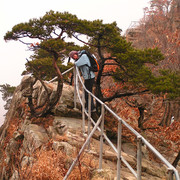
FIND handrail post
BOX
[137,136,142,180]
[117,120,122,180]
[87,93,91,150]
[63,115,102,180]
[99,104,105,169]
[168,169,174,180]
[73,66,77,109]
[82,90,85,134]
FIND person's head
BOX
[69,51,79,60]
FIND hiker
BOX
[69,50,96,112]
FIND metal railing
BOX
[49,66,179,180]
[47,66,74,83]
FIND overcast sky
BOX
[0,0,150,126]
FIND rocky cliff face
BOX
[0,76,170,179]
[0,76,82,179]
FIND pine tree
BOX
[0,84,16,110]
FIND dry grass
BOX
[20,149,66,179]
[69,152,98,180]
[18,141,98,180]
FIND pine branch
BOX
[103,89,150,102]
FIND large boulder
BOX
[53,83,82,117]
[21,76,82,118]
[23,124,49,153]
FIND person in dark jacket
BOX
[69,51,96,112]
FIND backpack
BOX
[79,50,99,72]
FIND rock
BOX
[21,156,34,168]
[122,143,136,157]
[23,124,49,153]
[54,106,82,118]
[66,131,85,147]
[20,118,31,132]
[60,83,75,108]
[47,126,67,141]
[47,126,57,138]
[53,118,67,135]
[37,83,53,107]
[91,169,114,180]
[5,138,20,164]
[5,86,26,121]
[53,83,82,117]
[13,131,24,141]
[120,170,137,180]
[9,170,19,180]
[20,76,35,92]
[52,141,75,156]
[141,158,166,178]
[0,75,175,180]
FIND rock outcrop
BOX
[0,75,171,179]
[0,76,82,179]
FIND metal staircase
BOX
[49,66,179,180]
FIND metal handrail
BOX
[47,66,74,83]
[74,66,179,180]
[48,66,179,180]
